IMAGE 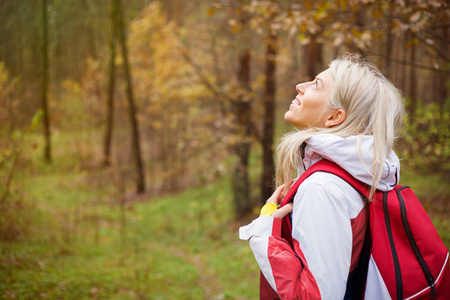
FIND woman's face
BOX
[284,68,335,129]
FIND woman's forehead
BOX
[316,68,334,88]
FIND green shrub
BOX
[398,99,450,175]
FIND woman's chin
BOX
[284,114,296,127]
[284,110,292,121]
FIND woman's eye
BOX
[313,80,318,88]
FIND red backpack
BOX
[269,159,450,299]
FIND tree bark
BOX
[41,0,51,163]
[408,32,417,120]
[104,0,117,167]
[437,26,448,120]
[230,1,253,219]
[174,0,183,27]
[400,32,408,93]
[115,0,145,193]
[164,0,183,26]
[384,0,394,79]
[304,36,322,80]
[81,0,97,58]
[232,49,252,219]
[260,18,277,203]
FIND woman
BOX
[239,55,404,299]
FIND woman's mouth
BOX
[291,98,300,107]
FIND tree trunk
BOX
[164,0,183,26]
[408,33,417,120]
[174,0,183,27]
[260,19,277,203]
[232,49,252,219]
[15,0,24,81]
[437,26,448,120]
[81,0,97,58]
[41,0,51,163]
[384,0,394,79]
[104,0,116,167]
[115,0,145,193]
[399,32,408,93]
[304,36,322,80]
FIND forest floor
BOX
[1,133,449,299]
[0,133,261,299]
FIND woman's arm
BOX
[239,185,322,299]
[291,175,354,299]
[240,215,322,299]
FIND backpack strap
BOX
[278,158,371,250]
[279,159,372,300]
[280,159,371,207]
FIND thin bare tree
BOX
[40,0,51,163]
[114,0,146,193]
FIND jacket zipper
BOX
[397,186,437,299]
[383,191,403,300]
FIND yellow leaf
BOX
[231,24,241,34]
[207,7,215,17]
[373,9,382,20]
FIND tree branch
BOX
[367,51,450,75]
[179,47,263,142]
[416,36,450,62]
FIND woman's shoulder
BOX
[297,171,365,218]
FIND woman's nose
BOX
[296,82,306,94]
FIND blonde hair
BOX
[275,55,404,200]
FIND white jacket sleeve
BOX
[291,174,353,300]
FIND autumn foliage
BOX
[0,0,449,218]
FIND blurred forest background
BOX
[0,0,449,299]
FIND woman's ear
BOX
[325,109,346,128]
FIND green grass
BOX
[0,131,260,299]
[1,170,260,299]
